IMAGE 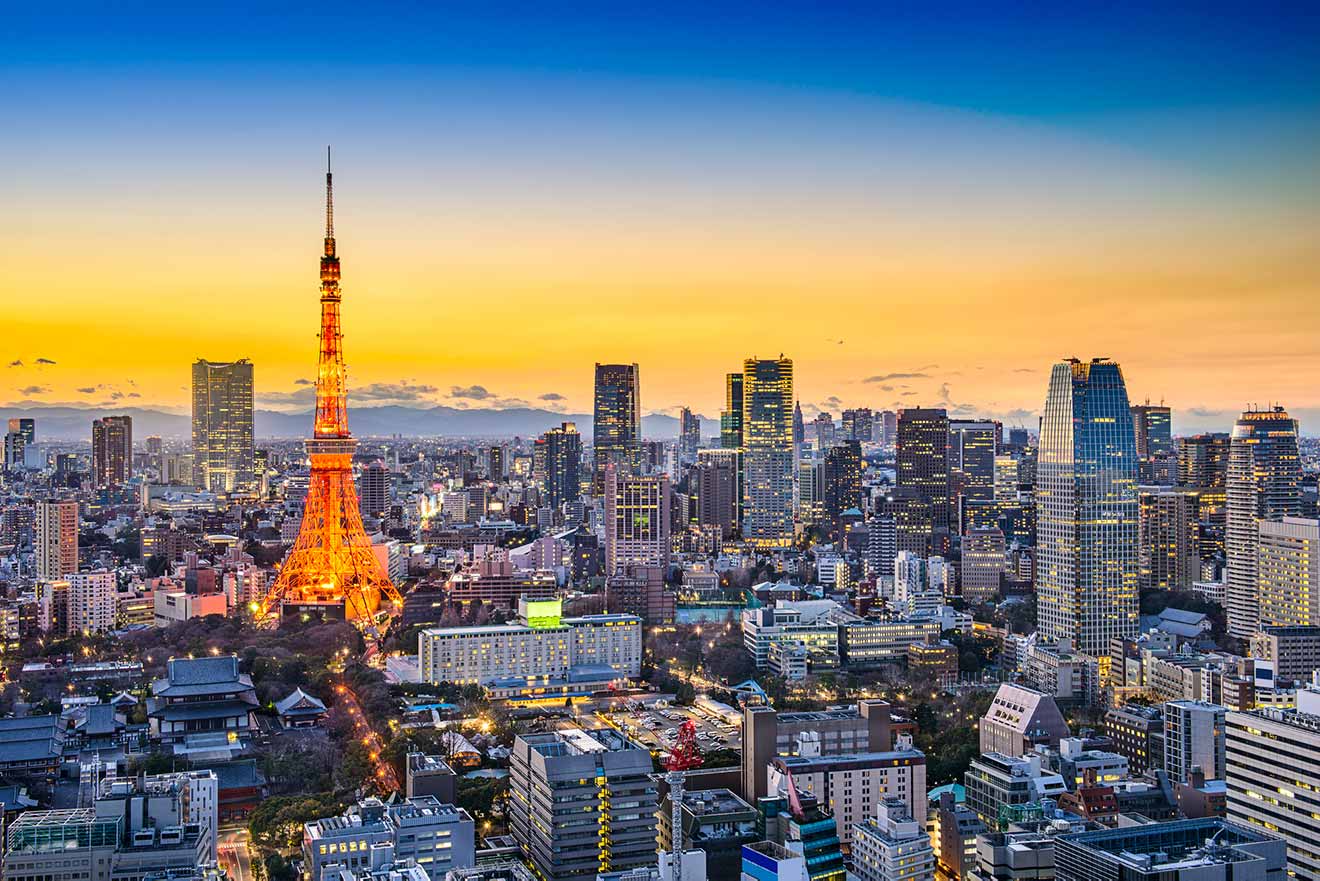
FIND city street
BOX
[217,827,253,881]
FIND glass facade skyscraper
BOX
[191,358,256,493]
[592,363,640,488]
[741,356,794,547]
[1225,406,1301,639]
[1037,358,1139,659]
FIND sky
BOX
[4,3,1320,433]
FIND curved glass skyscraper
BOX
[1225,406,1301,639]
[1037,358,1139,659]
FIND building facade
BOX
[191,358,256,494]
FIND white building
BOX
[68,571,115,635]
[419,598,641,687]
[851,798,935,881]
[1164,700,1226,784]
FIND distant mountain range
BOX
[0,403,719,441]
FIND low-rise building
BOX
[850,798,934,881]
[1053,818,1286,881]
[304,796,475,881]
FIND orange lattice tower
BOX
[262,152,402,624]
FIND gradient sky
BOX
[5,4,1320,432]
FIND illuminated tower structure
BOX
[263,157,401,623]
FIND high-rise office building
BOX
[359,460,390,520]
[842,408,874,444]
[962,527,1006,602]
[1037,359,1139,658]
[678,407,701,461]
[950,419,999,528]
[721,372,744,449]
[4,417,34,472]
[1131,402,1173,459]
[1177,433,1230,489]
[91,415,132,488]
[593,363,640,487]
[538,422,583,509]
[792,400,806,454]
[896,408,950,532]
[823,441,862,533]
[878,410,898,447]
[741,357,794,548]
[1227,700,1320,879]
[509,728,658,881]
[1225,407,1301,639]
[191,358,256,493]
[1138,487,1201,591]
[604,466,671,575]
[1257,517,1320,630]
[36,499,78,581]
[693,451,738,538]
[813,411,836,449]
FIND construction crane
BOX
[664,720,703,881]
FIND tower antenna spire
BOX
[325,145,334,241]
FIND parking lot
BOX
[597,698,742,756]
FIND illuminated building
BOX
[1131,400,1173,483]
[509,727,657,881]
[67,571,114,635]
[604,466,670,575]
[191,358,255,493]
[418,598,642,687]
[741,356,794,548]
[1177,432,1230,489]
[823,441,861,536]
[962,527,1006,602]
[1256,518,1320,629]
[593,363,640,488]
[850,798,935,881]
[841,407,874,443]
[950,419,999,527]
[1138,487,1201,590]
[536,422,582,509]
[91,415,132,488]
[813,411,836,449]
[896,408,950,533]
[1037,359,1139,658]
[1225,407,1301,639]
[35,498,78,581]
[4,417,34,472]
[1164,700,1225,784]
[262,159,401,623]
[721,371,744,449]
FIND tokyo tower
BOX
[261,153,402,624]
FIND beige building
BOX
[1257,517,1320,629]
[36,499,78,581]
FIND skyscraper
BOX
[359,460,390,520]
[36,498,78,581]
[604,466,671,575]
[593,363,640,488]
[539,422,583,509]
[1225,407,1301,639]
[949,419,999,528]
[4,417,34,472]
[191,358,256,493]
[695,448,739,538]
[678,407,701,461]
[792,400,805,455]
[741,356,794,548]
[262,158,400,622]
[1137,487,1201,591]
[1177,433,1230,489]
[823,441,862,535]
[841,408,874,444]
[896,408,950,533]
[878,410,898,447]
[720,372,743,449]
[91,415,132,488]
[1131,401,1173,460]
[1257,518,1320,630]
[813,411,836,449]
[1037,358,1139,658]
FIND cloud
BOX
[293,378,314,386]
[864,372,929,383]
[875,385,895,392]
[127,392,141,398]
[18,385,48,395]
[1012,368,1035,374]
[77,386,96,394]
[539,392,566,401]
[824,396,843,407]
[355,382,438,403]
[7,360,22,368]
[937,383,952,402]
[449,384,494,401]
[34,357,56,365]
[256,387,318,407]
[900,391,917,397]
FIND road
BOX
[337,679,402,792]
[218,827,253,881]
